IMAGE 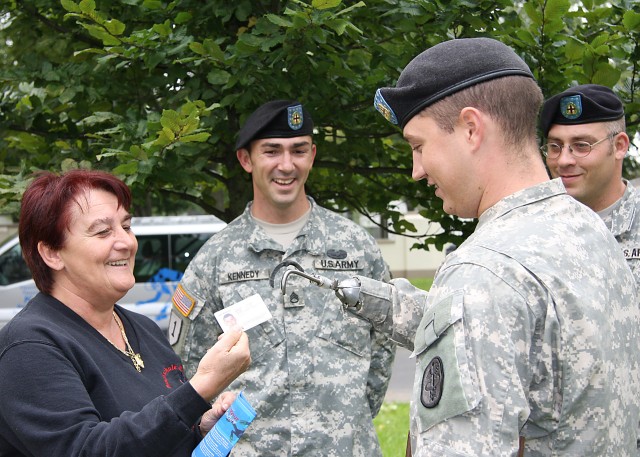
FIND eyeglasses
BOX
[541,133,619,159]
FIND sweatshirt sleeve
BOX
[0,340,210,457]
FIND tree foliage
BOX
[1,0,639,251]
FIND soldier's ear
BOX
[613,132,630,160]
[237,148,253,173]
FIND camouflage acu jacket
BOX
[170,197,395,457]
[352,179,640,456]
[600,180,640,285]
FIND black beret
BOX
[374,38,534,128]
[540,84,624,137]
[235,100,314,150]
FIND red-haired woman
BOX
[0,169,250,456]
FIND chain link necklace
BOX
[110,311,145,372]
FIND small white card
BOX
[214,294,273,333]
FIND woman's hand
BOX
[189,329,251,402]
[199,391,237,435]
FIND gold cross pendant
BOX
[132,353,145,372]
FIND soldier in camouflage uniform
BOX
[541,84,640,282]
[169,100,395,456]
[328,38,640,456]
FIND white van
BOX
[0,215,226,331]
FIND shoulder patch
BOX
[421,356,444,408]
[167,312,183,346]
[172,284,196,317]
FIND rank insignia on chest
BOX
[421,356,444,408]
[284,290,305,309]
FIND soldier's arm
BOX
[340,275,427,351]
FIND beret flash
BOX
[235,100,314,150]
[540,84,624,137]
[374,37,534,128]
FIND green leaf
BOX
[189,42,206,55]
[593,44,610,56]
[129,145,148,160]
[142,0,163,9]
[592,64,621,88]
[112,161,139,175]
[312,0,342,10]
[78,0,96,13]
[543,0,570,17]
[61,158,83,172]
[81,24,121,46]
[104,19,126,36]
[515,29,536,47]
[160,109,181,131]
[265,14,293,27]
[565,38,585,60]
[153,130,173,147]
[622,11,640,31]
[60,0,81,13]
[180,132,211,143]
[207,69,231,85]
[152,20,172,37]
[73,48,108,58]
[333,1,365,17]
[237,33,263,48]
[202,39,225,61]
[175,12,192,24]
[95,150,120,160]
[590,33,610,50]
[78,111,122,126]
[146,52,166,69]
[523,2,541,27]
[163,126,176,141]
[327,19,349,35]
[59,88,77,104]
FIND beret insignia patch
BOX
[288,104,304,130]
[560,95,582,120]
[374,89,399,125]
[421,356,444,408]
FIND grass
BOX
[374,278,432,457]
[408,277,434,291]
[374,402,410,457]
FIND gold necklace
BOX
[111,311,145,372]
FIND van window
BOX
[134,235,168,282]
[0,243,30,286]
[172,233,210,273]
[132,233,211,283]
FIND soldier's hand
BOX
[335,277,362,309]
